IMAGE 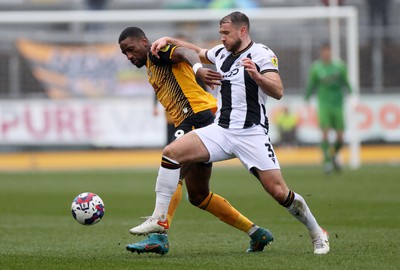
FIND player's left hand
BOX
[150,37,170,59]
[196,68,222,90]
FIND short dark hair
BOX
[220,11,250,31]
[118,26,147,43]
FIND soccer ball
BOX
[71,192,105,225]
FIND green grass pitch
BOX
[0,165,399,270]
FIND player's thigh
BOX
[164,131,210,164]
[194,124,235,163]
[318,107,330,129]
[165,110,214,163]
[234,126,280,171]
[332,108,345,130]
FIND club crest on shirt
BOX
[271,55,278,67]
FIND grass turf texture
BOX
[0,165,399,270]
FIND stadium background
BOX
[0,0,399,170]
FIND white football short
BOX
[193,123,280,171]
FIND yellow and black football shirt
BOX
[146,44,217,127]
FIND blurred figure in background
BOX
[366,0,392,43]
[305,43,352,174]
[85,0,108,10]
[84,0,108,31]
[366,0,392,29]
[275,106,298,148]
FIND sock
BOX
[166,180,183,226]
[247,224,260,237]
[321,140,330,163]
[152,156,181,221]
[197,192,254,233]
[283,191,322,237]
[333,140,343,156]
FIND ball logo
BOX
[80,202,89,210]
[71,192,105,225]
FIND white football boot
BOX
[129,217,169,235]
[312,228,330,255]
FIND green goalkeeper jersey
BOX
[305,59,351,108]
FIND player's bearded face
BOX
[219,23,241,53]
[226,39,242,53]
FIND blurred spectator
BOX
[366,0,392,28]
[85,0,108,10]
[275,106,298,148]
[85,0,108,31]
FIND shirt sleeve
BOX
[205,44,225,65]
[340,62,352,94]
[149,44,178,66]
[305,64,317,100]
[256,45,279,74]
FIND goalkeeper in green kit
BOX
[305,43,352,174]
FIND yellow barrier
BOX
[0,145,399,171]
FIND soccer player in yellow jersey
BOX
[119,26,273,254]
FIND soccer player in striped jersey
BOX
[136,11,330,255]
[119,26,274,255]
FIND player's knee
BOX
[188,192,208,206]
[274,189,289,204]
[162,144,178,161]
[260,179,289,203]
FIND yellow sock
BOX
[198,192,254,233]
[166,180,183,226]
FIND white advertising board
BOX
[0,95,398,147]
[0,98,166,147]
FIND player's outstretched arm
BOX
[151,37,210,64]
[171,47,221,89]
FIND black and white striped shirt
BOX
[206,42,279,130]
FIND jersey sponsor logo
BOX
[271,55,278,67]
[222,68,239,78]
[160,45,170,52]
